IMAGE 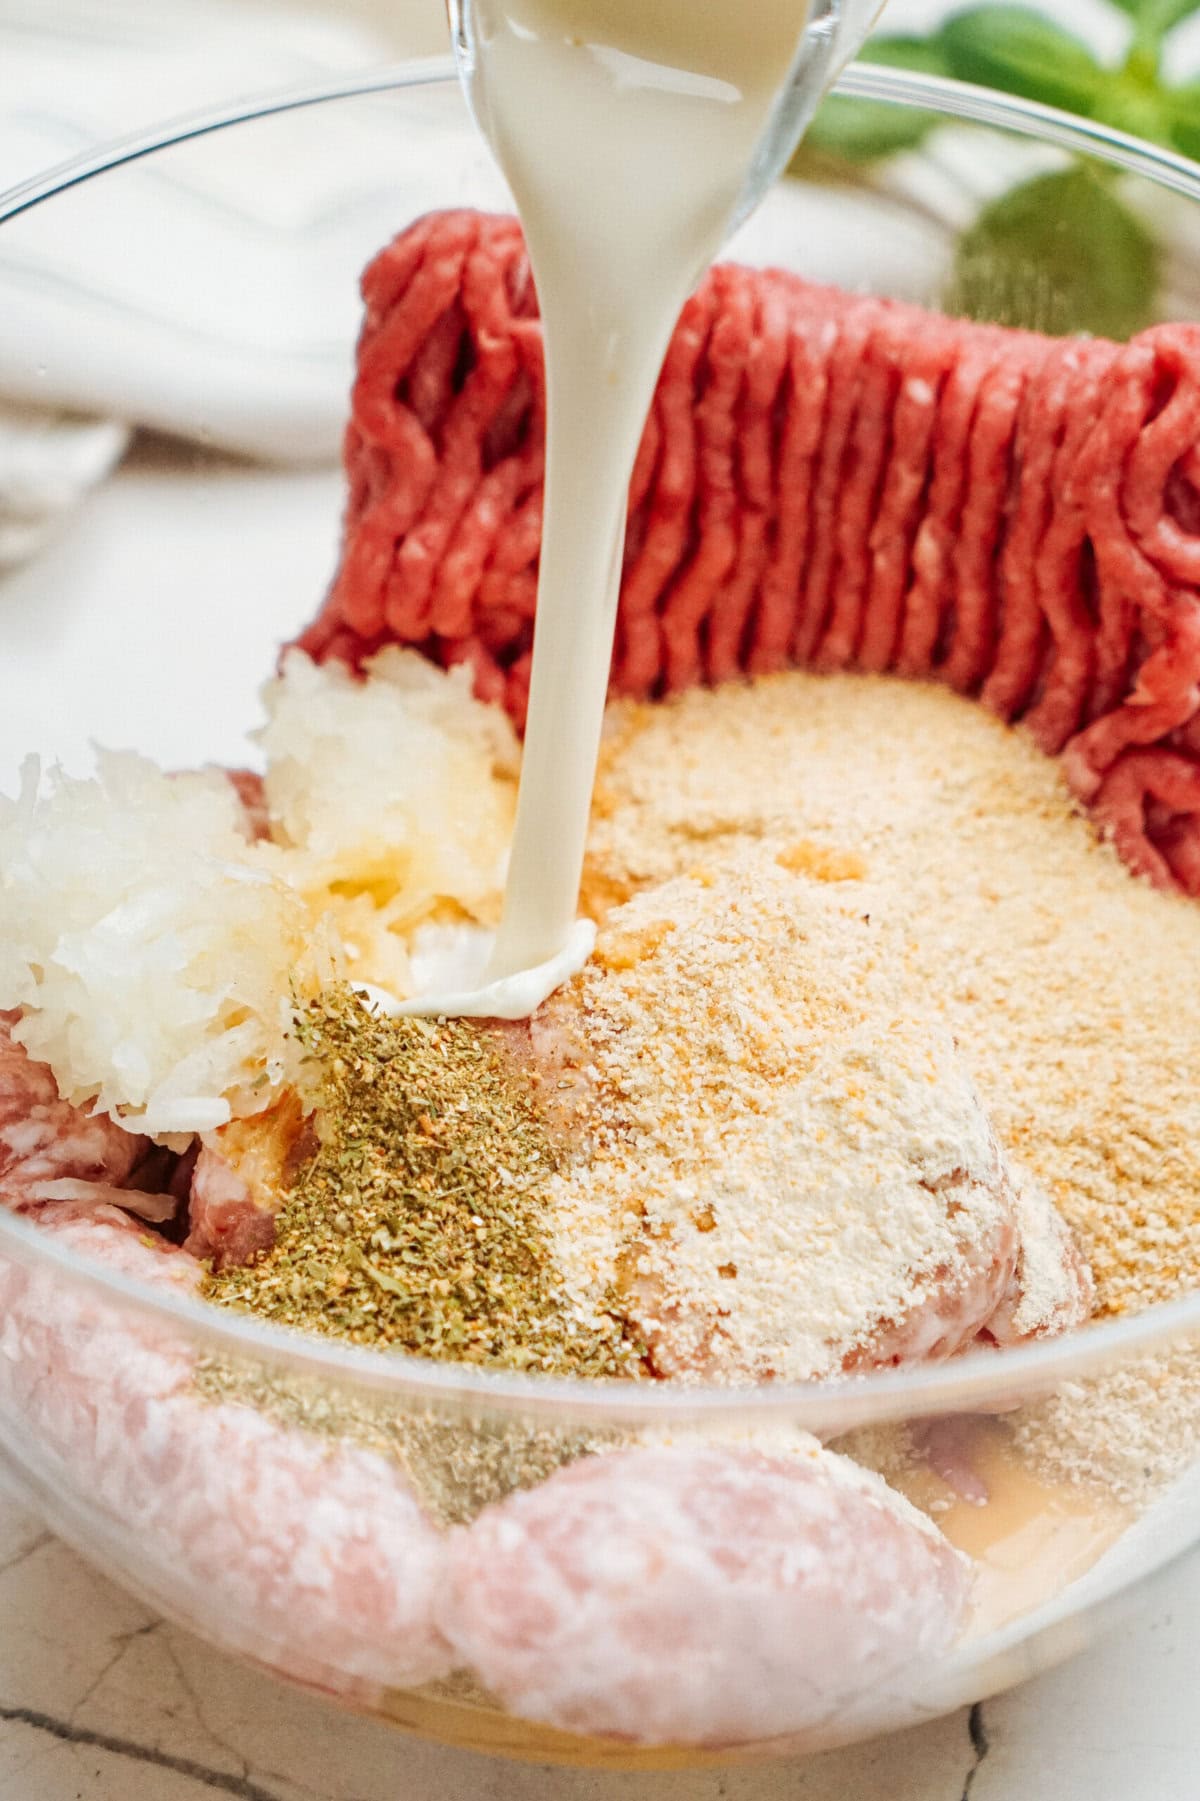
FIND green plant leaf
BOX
[940,5,1106,115]
[945,164,1160,339]
[799,96,938,162]
[1109,0,1198,35]
[799,35,949,165]
[1166,81,1200,161]
[852,35,954,76]
[1101,76,1176,143]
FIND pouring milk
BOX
[390,0,884,1020]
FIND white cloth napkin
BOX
[2,0,1194,570]
[0,407,129,566]
[0,0,508,565]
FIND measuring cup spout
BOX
[731,0,887,233]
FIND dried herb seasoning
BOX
[202,987,635,1378]
[194,1356,619,1524]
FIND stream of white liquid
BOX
[389,0,862,1019]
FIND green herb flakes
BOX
[202,987,635,1379]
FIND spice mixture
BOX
[195,1354,609,1525]
[203,989,635,1378]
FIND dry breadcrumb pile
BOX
[545,849,1020,1384]
[584,672,1200,1500]
[587,673,1200,1319]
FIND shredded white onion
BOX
[29,1179,177,1223]
[0,651,518,1137]
[0,752,334,1135]
[258,649,517,989]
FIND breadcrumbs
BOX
[584,672,1200,1498]
[547,849,1024,1383]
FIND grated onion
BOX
[0,752,336,1136]
[257,648,517,989]
[0,651,518,1137]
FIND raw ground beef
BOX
[296,209,1200,894]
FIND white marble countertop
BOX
[1,1487,1197,1801]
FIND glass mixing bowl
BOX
[0,58,1198,1771]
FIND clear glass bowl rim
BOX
[1,56,1198,1430]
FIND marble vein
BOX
[0,1532,50,1578]
[70,1621,162,1724]
[0,1705,287,1801]
[160,1633,257,1781]
[961,1702,991,1800]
